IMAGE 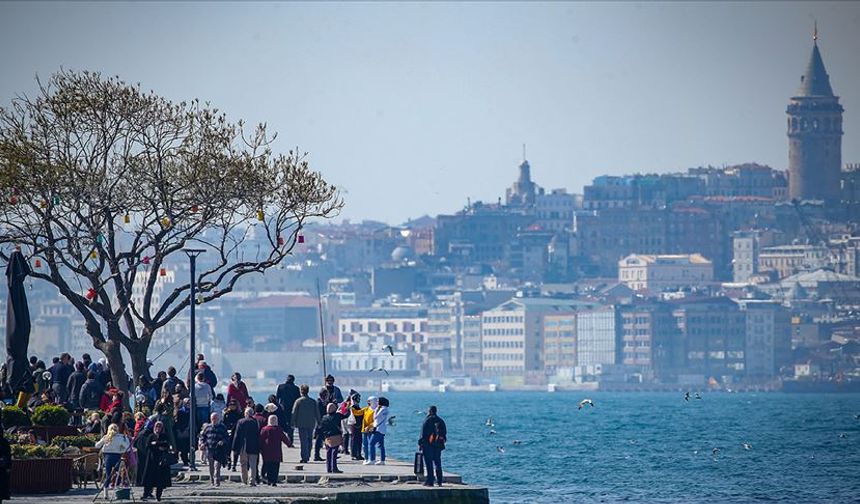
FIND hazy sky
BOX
[1,2,858,224]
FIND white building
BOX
[576,306,618,366]
[337,305,429,372]
[481,297,589,376]
[618,254,713,291]
[758,244,830,280]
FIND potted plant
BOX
[10,444,72,494]
[30,405,78,443]
[0,406,31,428]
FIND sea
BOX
[370,391,860,504]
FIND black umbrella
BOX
[5,250,32,395]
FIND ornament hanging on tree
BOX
[85,288,97,300]
[161,217,171,228]
[9,196,17,205]
[191,205,199,213]
[159,267,167,277]
[123,213,131,224]
[34,259,42,268]
[52,196,60,205]
[39,200,47,209]
[277,236,285,246]
[298,234,305,244]
[90,250,97,259]
[256,210,264,221]
[142,256,150,265]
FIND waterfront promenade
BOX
[12,443,488,504]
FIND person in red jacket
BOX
[227,373,249,409]
[259,415,292,486]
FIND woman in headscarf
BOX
[259,415,292,486]
[222,398,242,470]
[139,421,171,501]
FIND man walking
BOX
[232,408,261,486]
[276,375,300,444]
[418,405,447,487]
[291,384,320,464]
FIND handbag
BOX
[413,451,424,475]
[324,434,343,448]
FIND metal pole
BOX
[184,248,204,471]
[316,278,328,380]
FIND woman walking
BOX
[139,421,171,501]
[259,415,292,486]
[95,423,131,491]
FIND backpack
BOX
[428,418,446,448]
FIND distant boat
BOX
[488,384,498,392]
[438,384,448,393]
[547,383,557,393]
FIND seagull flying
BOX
[854,414,860,420]
[712,447,720,456]
[839,433,848,439]
[578,399,594,410]
[382,344,395,356]
[684,392,690,402]
[512,440,522,445]
[489,429,497,435]
[742,443,752,451]
[368,367,390,376]
[387,416,397,426]
[695,393,702,400]
[485,418,494,427]
[496,446,506,454]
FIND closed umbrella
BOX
[5,250,32,406]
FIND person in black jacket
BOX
[319,403,348,473]
[66,362,87,409]
[139,421,172,501]
[79,372,104,410]
[49,353,74,403]
[418,405,447,487]
[232,408,261,486]
[275,375,300,444]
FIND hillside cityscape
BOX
[2,32,859,395]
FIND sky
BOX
[1,2,859,224]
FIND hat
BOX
[264,402,278,413]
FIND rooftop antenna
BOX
[813,20,818,43]
[522,143,527,162]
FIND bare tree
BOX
[0,70,342,395]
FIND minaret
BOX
[786,24,844,205]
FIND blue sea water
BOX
[375,392,860,504]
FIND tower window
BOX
[801,118,808,131]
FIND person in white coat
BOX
[369,396,390,465]
[95,423,131,490]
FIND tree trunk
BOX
[97,339,130,398]
[127,340,152,386]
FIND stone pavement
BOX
[177,440,462,485]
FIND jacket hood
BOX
[367,396,378,407]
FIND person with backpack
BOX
[79,371,104,410]
[418,405,447,487]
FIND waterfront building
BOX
[787,29,844,206]
[461,312,483,375]
[480,297,587,376]
[575,305,619,367]
[735,300,792,378]
[670,297,747,380]
[618,254,713,292]
[337,305,430,372]
[542,313,578,374]
[618,303,677,373]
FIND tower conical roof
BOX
[797,42,835,97]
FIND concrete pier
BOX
[12,443,488,504]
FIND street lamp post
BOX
[183,248,205,471]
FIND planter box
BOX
[11,458,73,494]
[31,426,81,444]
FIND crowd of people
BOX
[0,350,451,498]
